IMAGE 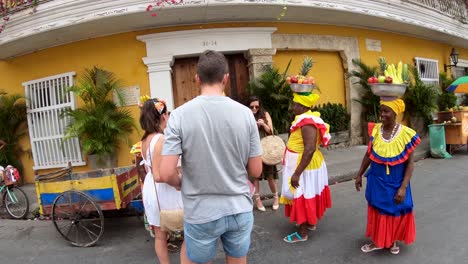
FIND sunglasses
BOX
[250,105,259,109]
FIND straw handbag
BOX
[260,135,286,165]
[153,178,184,232]
[149,146,184,232]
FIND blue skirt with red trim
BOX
[365,161,416,248]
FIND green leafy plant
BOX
[438,73,458,111]
[346,59,380,122]
[311,103,350,133]
[63,66,137,157]
[0,91,28,178]
[246,61,293,134]
[403,66,440,130]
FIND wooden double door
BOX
[171,54,250,107]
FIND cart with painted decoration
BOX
[34,164,143,247]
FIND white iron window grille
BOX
[453,59,468,78]
[453,67,467,78]
[23,72,85,170]
[415,57,440,87]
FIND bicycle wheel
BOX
[3,186,29,219]
[52,190,104,247]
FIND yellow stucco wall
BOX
[273,50,346,106]
[1,22,467,183]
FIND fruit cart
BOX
[34,164,142,247]
[436,109,468,153]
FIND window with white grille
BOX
[453,67,467,78]
[415,57,439,87]
[453,59,468,78]
[23,72,85,170]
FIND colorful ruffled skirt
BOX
[280,149,332,225]
[365,162,416,248]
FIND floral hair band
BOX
[138,95,166,114]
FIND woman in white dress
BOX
[139,98,183,264]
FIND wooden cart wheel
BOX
[51,190,104,247]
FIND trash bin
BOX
[428,124,452,158]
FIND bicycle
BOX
[0,168,29,219]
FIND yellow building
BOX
[0,0,467,183]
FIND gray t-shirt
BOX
[162,95,262,224]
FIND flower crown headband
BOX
[139,95,166,114]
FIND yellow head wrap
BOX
[293,93,320,108]
[380,99,405,115]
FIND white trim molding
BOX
[137,27,277,110]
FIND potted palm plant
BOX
[347,59,380,144]
[403,66,440,136]
[63,66,137,169]
[246,61,293,135]
[0,91,28,182]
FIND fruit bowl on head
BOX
[290,83,316,93]
[370,83,407,100]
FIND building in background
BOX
[0,0,467,183]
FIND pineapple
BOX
[299,56,314,77]
[378,57,387,76]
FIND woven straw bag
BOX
[260,135,286,165]
[153,177,184,232]
[148,137,184,232]
[158,208,184,232]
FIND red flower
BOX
[146,5,152,11]
[151,12,157,17]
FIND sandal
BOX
[361,243,383,253]
[254,194,266,212]
[272,192,279,210]
[390,243,400,255]
[283,232,308,243]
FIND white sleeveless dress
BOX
[141,134,183,227]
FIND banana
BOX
[401,63,409,83]
[397,62,403,83]
[391,64,398,83]
[387,65,393,78]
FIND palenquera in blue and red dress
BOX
[356,99,420,255]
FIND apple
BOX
[385,76,393,84]
[286,76,291,84]
[290,76,298,83]
[367,76,378,84]
[378,76,386,83]
[309,77,316,85]
[302,79,310,84]
[298,78,304,84]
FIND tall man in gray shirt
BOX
[160,50,263,264]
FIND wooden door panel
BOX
[227,54,250,103]
[172,57,199,107]
[172,54,249,108]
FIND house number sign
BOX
[202,40,218,47]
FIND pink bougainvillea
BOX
[0,0,38,33]
[146,0,183,17]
